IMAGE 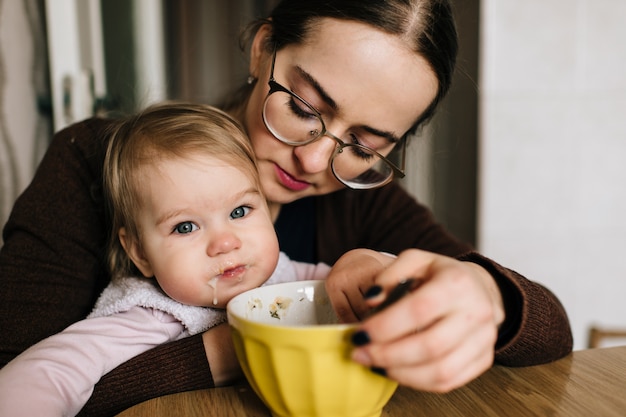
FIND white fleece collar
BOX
[87,276,225,335]
[88,252,297,335]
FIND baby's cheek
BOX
[161,280,202,306]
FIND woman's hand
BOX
[327,248,505,393]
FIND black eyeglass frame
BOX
[261,50,406,189]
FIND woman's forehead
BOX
[281,18,438,135]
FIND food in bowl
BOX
[227,280,398,417]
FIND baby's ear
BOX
[119,227,154,278]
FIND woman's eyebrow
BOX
[295,65,338,111]
[362,126,401,144]
[295,65,401,145]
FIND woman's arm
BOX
[0,118,111,366]
[326,247,571,393]
[315,183,572,368]
[458,251,572,365]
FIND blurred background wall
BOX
[479,0,626,350]
[0,0,51,233]
[0,0,624,350]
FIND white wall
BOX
[479,0,626,350]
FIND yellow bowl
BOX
[226,280,398,417]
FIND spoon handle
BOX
[368,278,423,317]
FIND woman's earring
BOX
[247,75,257,85]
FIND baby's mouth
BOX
[208,264,248,306]
[218,265,247,279]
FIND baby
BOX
[0,103,330,416]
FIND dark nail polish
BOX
[364,285,383,299]
[351,330,371,346]
[370,366,387,377]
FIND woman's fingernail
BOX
[351,330,371,346]
[364,285,383,299]
[370,366,387,377]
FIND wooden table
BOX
[116,346,626,416]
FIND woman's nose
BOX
[206,229,241,257]
[293,135,337,174]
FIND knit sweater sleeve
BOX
[0,118,112,364]
[457,252,572,365]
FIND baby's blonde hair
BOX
[103,102,260,279]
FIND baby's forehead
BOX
[146,151,260,185]
[135,155,263,199]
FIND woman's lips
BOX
[273,164,311,191]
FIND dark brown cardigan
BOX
[0,118,572,416]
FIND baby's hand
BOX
[325,249,396,323]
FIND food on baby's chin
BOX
[269,296,293,319]
[208,276,219,306]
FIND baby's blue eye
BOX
[174,221,198,234]
[230,206,250,219]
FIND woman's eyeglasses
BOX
[261,51,406,190]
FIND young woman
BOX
[0,1,572,415]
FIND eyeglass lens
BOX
[263,89,396,188]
